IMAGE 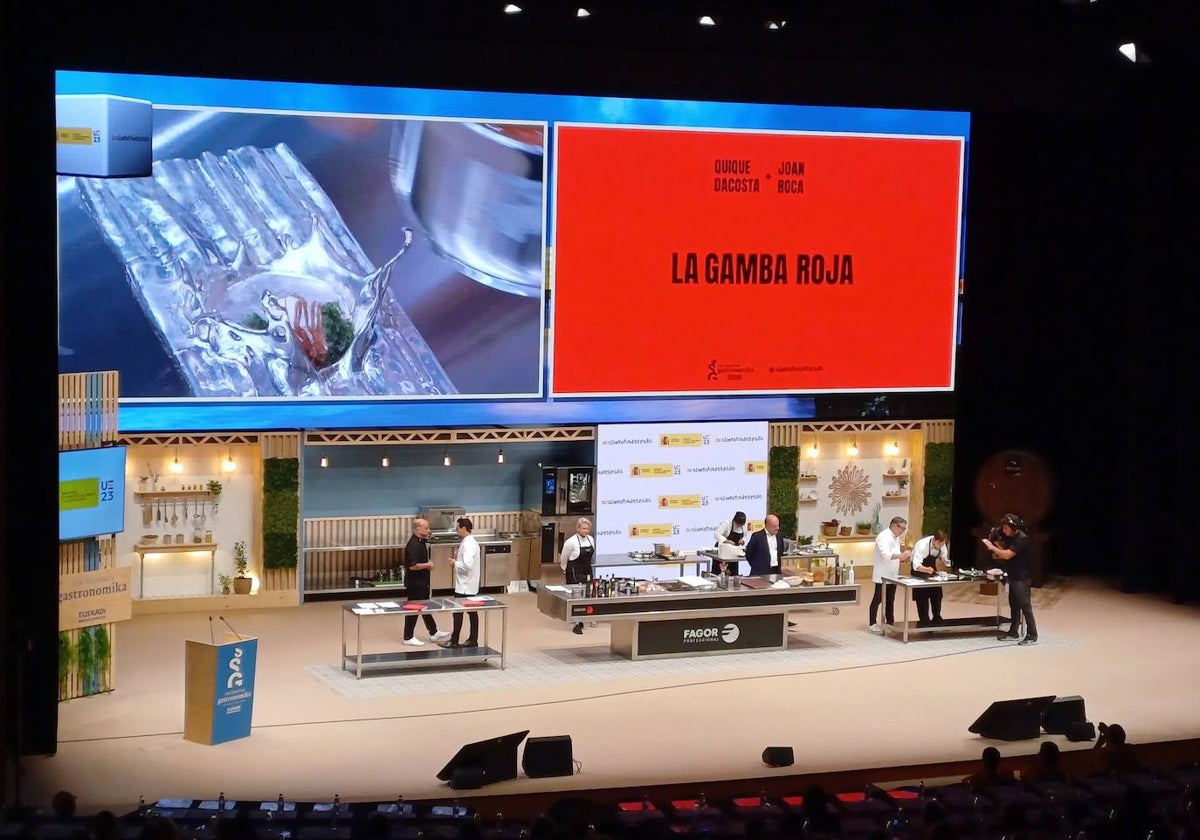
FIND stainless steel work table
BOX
[880,574,1009,643]
[341,597,508,678]
[591,553,708,577]
[538,578,859,660]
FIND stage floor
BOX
[23,576,1200,814]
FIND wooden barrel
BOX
[974,450,1053,528]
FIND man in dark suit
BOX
[744,513,785,576]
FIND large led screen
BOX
[56,71,968,432]
[552,125,965,396]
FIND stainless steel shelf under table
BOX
[880,574,1010,643]
[341,597,508,679]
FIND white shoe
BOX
[431,630,451,642]
[868,624,881,633]
[402,637,425,647]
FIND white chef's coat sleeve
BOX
[714,519,733,544]
[559,535,579,570]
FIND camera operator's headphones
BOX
[1001,514,1028,533]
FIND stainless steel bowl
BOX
[389,120,545,298]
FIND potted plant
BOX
[797,535,814,546]
[820,519,840,537]
[218,574,233,596]
[207,480,223,515]
[855,520,872,535]
[897,477,909,494]
[232,541,252,594]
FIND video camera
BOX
[989,514,1028,545]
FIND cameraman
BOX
[982,513,1038,645]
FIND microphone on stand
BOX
[208,616,215,645]
[219,616,243,641]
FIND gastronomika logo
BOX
[629,524,675,538]
[227,646,245,690]
[682,623,741,644]
[745,461,768,474]
[658,494,704,509]
[630,463,677,477]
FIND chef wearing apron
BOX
[910,531,949,626]
[712,511,748,574]
[560,517,595,634]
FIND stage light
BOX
[504,3,522,13]
[443,449,452,467]
[169,447,184,474]
[698,15,716,26]
[576,7,590,17]
[1118,42,1137,61]
[497,448,505,464]
[381,452,390,468]
[767,20,786,30]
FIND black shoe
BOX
[441,641,464,649]
[463,639,479,648]
[997,634,1019,641]
[572,624,584,635]
[917,620,930,628]
[1018,637,1038,646]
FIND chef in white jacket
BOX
[443,516,481,648]
[870,516,911,633]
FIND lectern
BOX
[184,637,258,745]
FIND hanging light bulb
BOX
[806,441,819,459]
[443,449,452,467]
[847,441,859,458]
[222,447,237,473]
[381,452,390,468]
[497,448,505,464]
[169,446,184,474]
[884,440,900,457]
[320,451,329,468]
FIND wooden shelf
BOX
[304,544,406,553]
[797,499,818,504]
[134,541,218,554]
[882,473,909,479]
[824,534,876,543]
[882,494,909,500]
[797,475,819,481]
[134,490,213,500]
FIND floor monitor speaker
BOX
[437,730,529,788]
[1043,695,1087,735]
[968,696,1056,741]
[762,746,794,767]
[522,735,574,778]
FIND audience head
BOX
[981,746,1002,770]
[1037,740,1061,766]
[51,790,77,818]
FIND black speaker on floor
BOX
[968,696,1056,741]
[522,735,575,778]
[1042,695,1087,735]
[1065,721,1097,742]
[437,730,529,789]
[762,746,794,768]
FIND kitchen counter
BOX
[538,575,859,660]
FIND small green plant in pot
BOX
[232,541,252,594]
[218,574,233,596]
[855,520,872,535]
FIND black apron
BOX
[912,543,941,578]
[565,537,594,585]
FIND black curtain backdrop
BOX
[2,1,1187,768]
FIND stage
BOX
[22,576,1200,815]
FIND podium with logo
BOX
[184,638,257,745]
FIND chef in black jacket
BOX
[744,513,784,576]
[402,517,451,646]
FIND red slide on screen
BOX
[551,125,964,396]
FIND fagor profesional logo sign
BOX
[682,623,741,644]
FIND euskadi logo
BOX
[227,646,245,690]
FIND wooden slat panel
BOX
[261,433,301,460]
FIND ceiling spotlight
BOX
[503,3,522,14]
[767,19,787,29]
[576,7,590,17]
[381,452,390,468]
[698,15,716,27]
[1117,42,1149,63]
